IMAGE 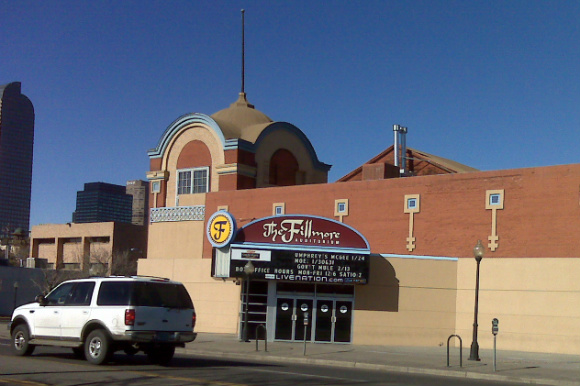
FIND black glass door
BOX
[274,298,294,340]
[334,301,353,343]
[315,300,334,342]
[293,299,313,341]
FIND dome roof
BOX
[211,93,273,142]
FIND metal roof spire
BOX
[241,9,245,94]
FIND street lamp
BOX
[241,260,255,342]
[469,240,485,361]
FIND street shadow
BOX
[305,348,356,357]
[23,351,276,369]
[355,255,399,312]
[494,365,540,373]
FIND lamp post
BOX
[469,239,485,361]
[241,260,255,342]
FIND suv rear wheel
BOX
[84,329,112,365]
[12,324,35,356]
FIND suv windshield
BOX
[97,281,193,309]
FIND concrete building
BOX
[0,82,34,234]
[126,180,149,226]
[30,222,147,275]
[29,180,149,275]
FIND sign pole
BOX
[492,318,499,372]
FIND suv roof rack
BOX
[129,275,170,281]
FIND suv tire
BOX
[85,329,112,365]
[12,324,35,356]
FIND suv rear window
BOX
[97,281,193,309]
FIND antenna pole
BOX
[241,9,245,94]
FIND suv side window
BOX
[66,282,95,306]
[45,282,75,306]
[97,282,132,306]
[134,283,193,309]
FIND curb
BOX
[179,348,578,386]
[0,325,575,386]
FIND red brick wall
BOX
[177,140,211,169]
[204,164,580,259]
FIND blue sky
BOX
[2,0,579,227]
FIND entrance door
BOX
[293,299,313,341]
[334,301,353,343]
[314,299,333,342]
[274,298,294,340]
[275,297,353,343]
[314,300,353,343]
[274,298,313,341]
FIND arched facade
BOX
[146,95,331,210]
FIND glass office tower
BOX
[72,182,133,224]
[0,82,35,234]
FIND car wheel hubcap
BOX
[14,333,25,350]
[89,338,102,358]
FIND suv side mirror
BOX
[36,295,47,306]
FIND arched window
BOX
[269,149,299,186]
[176,141,212,194]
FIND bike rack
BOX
[255,324,267,352]
[447,334,463,367]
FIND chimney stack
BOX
[393,124,408,176]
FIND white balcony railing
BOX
[150,206,205,223]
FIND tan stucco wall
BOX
[138,257,240,334]
[30,222,117,266]
[455,258,580,354]
[354,256,458,346]
[146,221,205,260]
[62,242,82,263]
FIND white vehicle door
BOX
[59,281,95,339]
[33,282,75,338]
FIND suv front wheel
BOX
[84,329,112,365]
[12,324,35,356]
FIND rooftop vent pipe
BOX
[393,124,408,176]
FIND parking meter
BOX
[302,311,309,356]
[492,318,499,371]
[492,318,499,335]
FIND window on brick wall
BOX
[177,167,209,194]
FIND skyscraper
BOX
[72,182,133,224]
[0,82,35,234]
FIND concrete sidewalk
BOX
[2,320,578,386]
[183,333,579,386]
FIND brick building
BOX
[139,92,580,355]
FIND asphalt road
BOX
[0,338,534,386]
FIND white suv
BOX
[9,276,197,365]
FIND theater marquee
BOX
[213,215,371,285]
